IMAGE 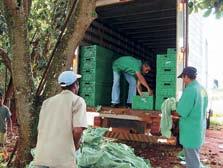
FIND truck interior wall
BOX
[81,19,157,89]
[79,0,177,106]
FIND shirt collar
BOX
[186,80,197,88]
[61,90,74,94]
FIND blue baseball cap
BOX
[178,66,197,78]
[58,71,81,87]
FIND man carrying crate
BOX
[111,56,152,108]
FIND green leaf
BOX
[189,6,194,14]
[215,10,222,19]
[188,1,194,8]
[203,8,212,17]
[194,5,199,13]
[92,11,97,17]
[198,1,210,9]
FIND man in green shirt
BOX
[111,56,152,107]
[176,67,208,168]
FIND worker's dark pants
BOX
[184,148,203,168]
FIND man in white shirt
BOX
[34,71,87,168]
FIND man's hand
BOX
[147,88,153,96]
[171,111,179,117]
[73,127,85,150]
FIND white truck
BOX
[76,0,208,145]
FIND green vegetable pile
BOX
[77,127,152,168]
[28,127,152,168]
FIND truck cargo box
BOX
[78,0,190,144]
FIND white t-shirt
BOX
[34,90,87,168]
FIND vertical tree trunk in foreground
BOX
[1,0,96,167]
[2,0,34,167]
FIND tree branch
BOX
[0,48,12,73]
[23,0,32,17]
[4,77,14,105]
[42,0,97,97]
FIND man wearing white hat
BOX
[34,71,87,168]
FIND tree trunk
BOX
[1,0,96,166]
[2,1,34,167]
[43,0,96,97]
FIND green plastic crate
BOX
[79,81,112,93]
[80,54,115,69]
[80,45,114,59]
[156,66,176,75]
[156,74,176,82]
[156,81,176,90]
[155,88,176,97]
[157,59,176,69]
[79,74,128,107]
[80,67,113,83]
[79,89,112,107]
[79,45,120,83]
[80,45,115,70]
[155,95,171,110]
[157,54,176,62]
[80,56,113,70]
[80,45,96,58]
[132,95,154,110]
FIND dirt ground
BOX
[200,127,223,168]
[127,126,223,168]
[2,126,223,168]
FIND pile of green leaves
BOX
[27,127,152,168]
[77,127,152,168]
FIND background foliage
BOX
[189,0,223,18]
[0,0,69,88]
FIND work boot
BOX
[111,103,119,108]
[126,103,132,109]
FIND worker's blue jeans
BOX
[111,71,136,104]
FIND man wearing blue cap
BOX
[176,66,208,168]
[34,71,87,168]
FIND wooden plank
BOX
[87,106,179,124]
[104,131,177,145]
[100,113,143,121]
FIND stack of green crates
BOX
[155,48,176,110]
[79,45,115,106]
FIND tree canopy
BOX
[189,0,223,18]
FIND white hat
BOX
[58,71,81,87]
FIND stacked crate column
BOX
[155,49,176,110]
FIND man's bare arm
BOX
[73,127,85,150]
[137,81,143,96]
[135,72,153,95]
